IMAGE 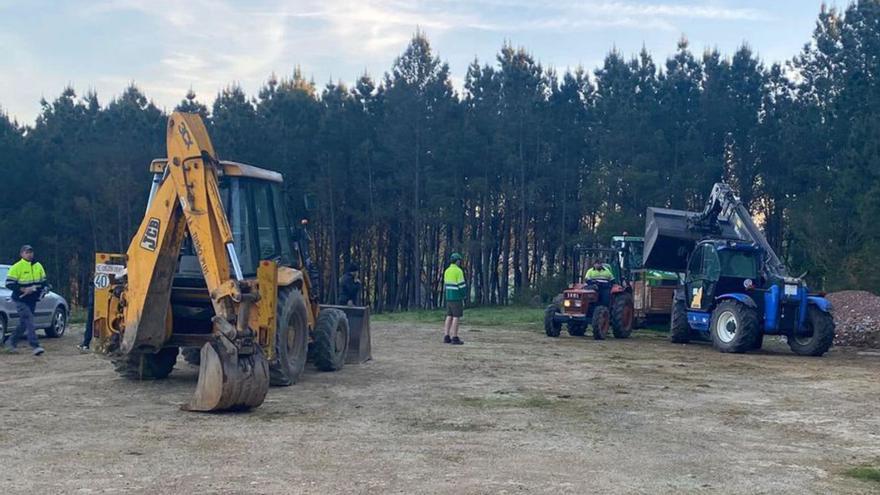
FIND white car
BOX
[0,264,69,339]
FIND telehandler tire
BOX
[670,300,691,343]
[611,292,635,339]
[592,306,611,340]
[788,306,835,357]
[544,305,562,337]
[113,347,179,380]
[269,287,309,386]
[312,308,349,372]
[710,300,759,353]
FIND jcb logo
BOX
[178,122,194,149]
[140,218,161,252]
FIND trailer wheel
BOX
[113,347,179,380]
[788,306,835,357]
[544,305,562,337]
[710,300,759,353]
[611,293,635,339]
[670,300,691,343]
[269,287,309,386]
[312,308,349,372]
[591,306,611,340]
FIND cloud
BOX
[2,0,773,122]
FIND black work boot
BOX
[443,335,452,344]
[451,336,464,345]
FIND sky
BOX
[0,0,831,124]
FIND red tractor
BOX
[544,248,635,340]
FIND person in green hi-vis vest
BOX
[443,252,467,345]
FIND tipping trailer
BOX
[643,183,835,356]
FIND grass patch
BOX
[844,466,880,483]
[373,305,543,330]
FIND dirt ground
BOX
[1,321,879,495]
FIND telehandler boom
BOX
[91,112,371,411]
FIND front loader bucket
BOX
[183,338,269,412]
[321,305,372,364]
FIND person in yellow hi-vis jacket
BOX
[443,253,467,345]
[4,245,46,355]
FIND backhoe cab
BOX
[92,112,370,412]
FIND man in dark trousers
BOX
[77,284,94,352]
[339,263,362,306]
[4,245,46,355]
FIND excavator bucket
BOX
[321,304,372,364]
[183,336,270,412]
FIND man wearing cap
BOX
[4,245,47,355]
[443,252,467,345]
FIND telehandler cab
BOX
[91,112,371,412]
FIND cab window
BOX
[686,246,703,282]
[271,184,295,266]
[719,250,759,279]
[701,244,721,281]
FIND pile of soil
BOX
[827,290,880,348]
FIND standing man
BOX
[339,263,362,306]
[4,245,46,355]
[77,283,94,352]
[443,252,467,345]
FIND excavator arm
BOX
[102,112,269,411]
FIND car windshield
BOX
[719,250,759,279]
[0,266,6,285]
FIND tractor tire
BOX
[113,347,179,380]
[544,305,562,337]
[788,306,835,357]
[611,292,635,339]
[710,300,760,353]
[670,300,691,344]
[591,306,611,340]
[269,287,310,386]
[568,323,587,337]
[312,308,350,372]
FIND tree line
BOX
[1,2,878,310]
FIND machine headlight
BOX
[743,279,754,290]
[563,300,571,308]
[574,300,582,308]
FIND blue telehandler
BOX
[643,183,835,356]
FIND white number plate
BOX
[784,284,798,296]
[96,263,125,276]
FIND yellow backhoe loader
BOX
[91,112,371,412]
